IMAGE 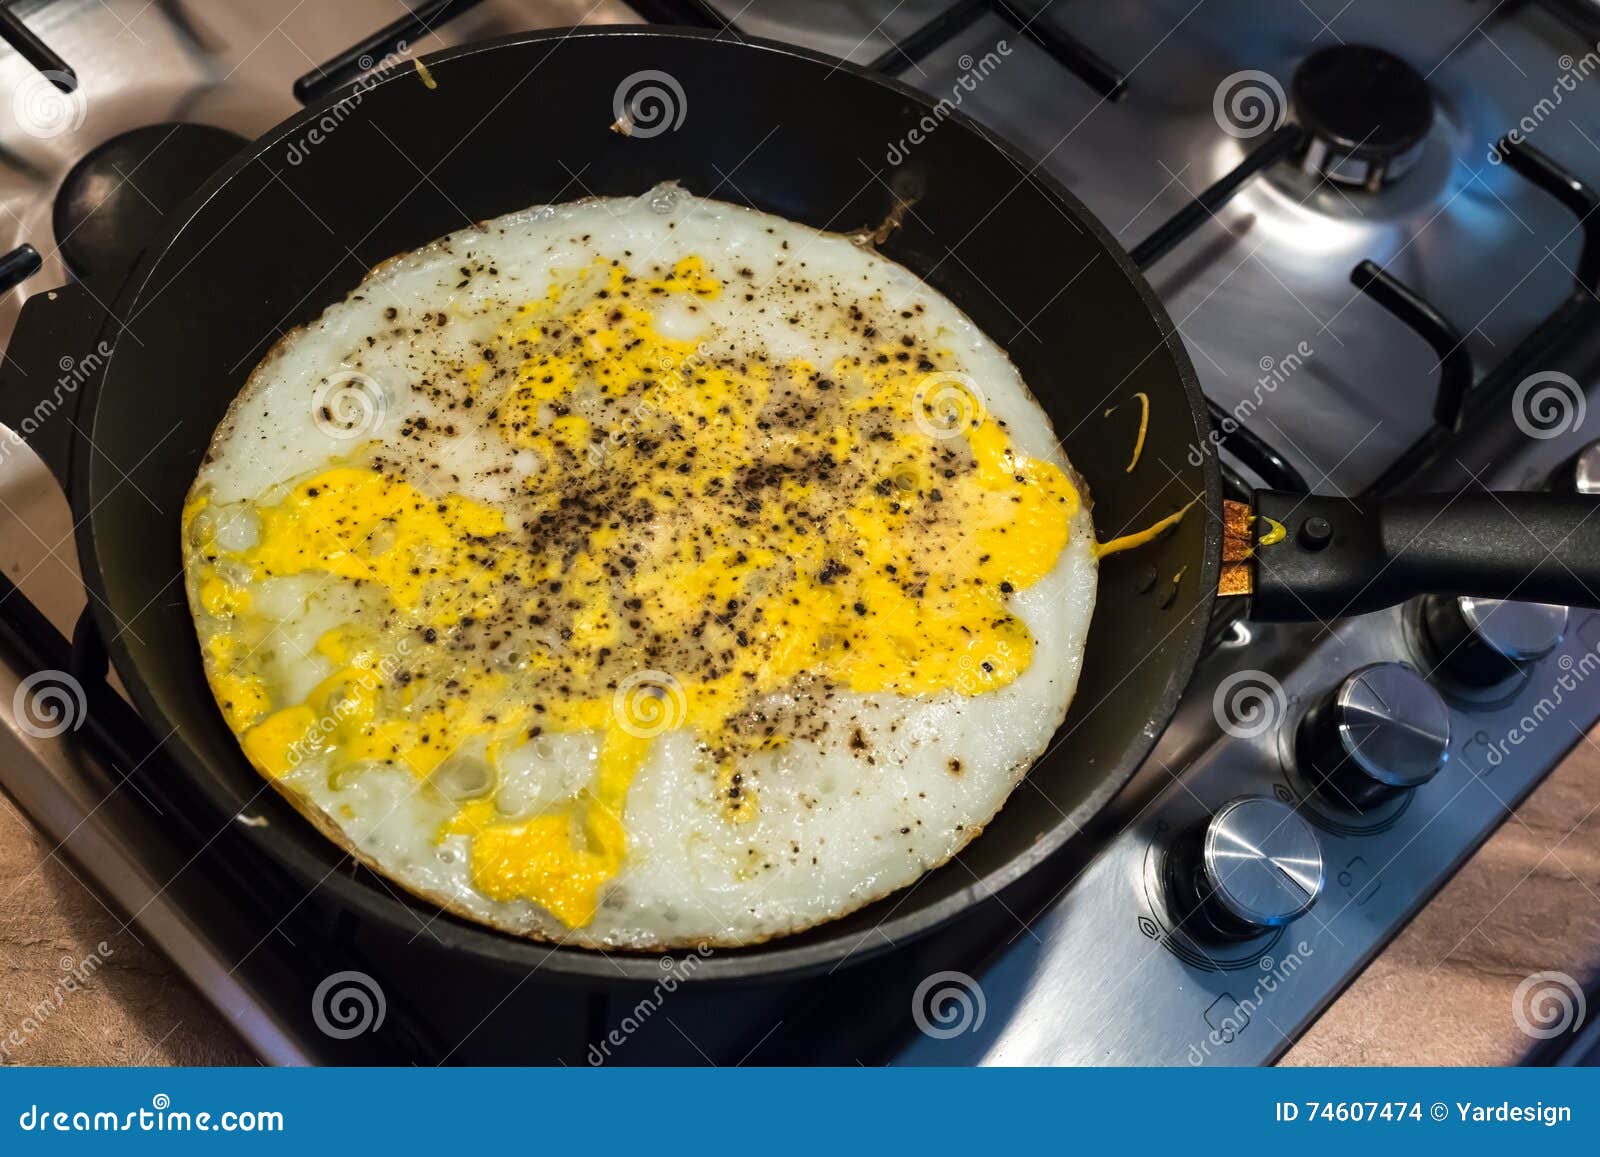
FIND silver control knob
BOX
[1296,662,1450,811]
[1554,439,1600,495]
[1420,596,1567,687]
[1574,441,1600,494]
[1165,797,1324,941]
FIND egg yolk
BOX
[193,255,1083,929]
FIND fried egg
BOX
[181,184,1097,949]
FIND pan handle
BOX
[0,281,109,492]
[1239,490,1600,621]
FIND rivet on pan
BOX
[1298,515,1334,550]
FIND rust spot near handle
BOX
[1219,561,1253,597]
[1220,498,1255,597]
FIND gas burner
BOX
[52,122,247,281]
[1291,44,1434,191]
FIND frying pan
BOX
[2,28,1597,984]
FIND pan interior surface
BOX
[79,29,1215,977]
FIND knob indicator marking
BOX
[1298,662,1450,811]
[1166,796,1325,942]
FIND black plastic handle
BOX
[1249,490,1600,621]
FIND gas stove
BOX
[1,0,1599,1065]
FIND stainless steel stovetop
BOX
[1,0,1599,1065]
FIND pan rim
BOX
[73,24,1222,983]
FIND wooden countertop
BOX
[2,727,1597,1067]
[1284,723,1600,1065]
[0,786,253,1065]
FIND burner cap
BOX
[53,122,248,281]
[1291,45,1434,190]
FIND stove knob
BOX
[1549,439,1600,494]
[1296,662,1450,811]
[1576,441,1600,494]
[1419,596,1567,686]
[1164,797,1323,942]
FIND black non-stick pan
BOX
[2,28,1597,983]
